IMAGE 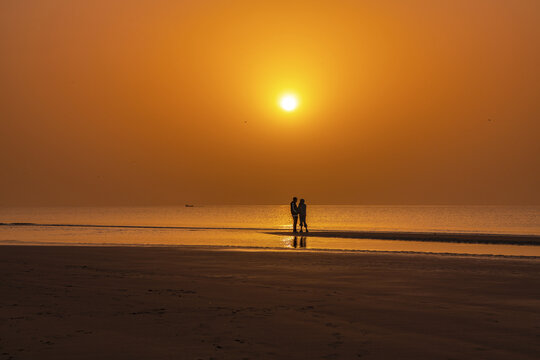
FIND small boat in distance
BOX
[185,204,194,207]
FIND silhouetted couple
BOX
[290,197,308,233]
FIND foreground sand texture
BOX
[1,246,539,359]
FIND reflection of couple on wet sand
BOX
[293,236,307,248]
[290,197,308,233]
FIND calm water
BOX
[1,206,539,256]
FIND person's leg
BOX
[304,220,308,232]
[293,215,298,232]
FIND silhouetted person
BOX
[290,197,299,232]
[298,198,308,232]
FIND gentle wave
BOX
[0,222,275,231]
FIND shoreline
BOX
[2,222,540,245]
[267,230,540,245]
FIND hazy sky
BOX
[1,0,539,205]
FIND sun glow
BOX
[279,94,298,112]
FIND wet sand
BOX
[1,246,539,359]
[268,230,540,245]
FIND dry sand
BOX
[1,246,539,359]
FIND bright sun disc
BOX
[280,95,298,112]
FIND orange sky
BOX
[1,0,539,205]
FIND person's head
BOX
[300,199,305,205]
[292,197,297,203]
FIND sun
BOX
[279,94,298,112]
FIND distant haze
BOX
[1,0,539,206]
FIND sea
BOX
[1,205,539,257]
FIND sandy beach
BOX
[1,245,539,359]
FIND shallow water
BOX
[1,205,540,233]
[1,206,539,256]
